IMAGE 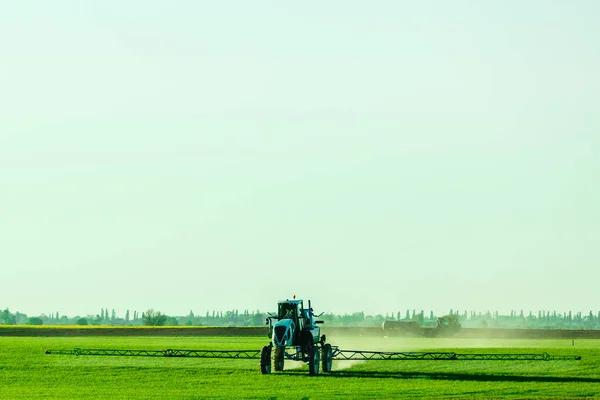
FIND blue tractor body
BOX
[261,299,333,375]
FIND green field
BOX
[1,335,599,399]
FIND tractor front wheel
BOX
[322,343,333,372]
[308,346,320,375]
[300,332,314,362]
[274,346,285,371]
[260,345,272,374]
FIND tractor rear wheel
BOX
[322,343,333,372]
[308,346,320,375]
[274,346,285,371]
[260,345,272,374]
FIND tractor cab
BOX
[266,298,323,348]
[277,300,305,332]
[268,299,304,347]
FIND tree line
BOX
[1,307,600,329]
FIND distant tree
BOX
[437,314,461,332]
[28,317,44,325]
[354,311,365,323]
[15,312,28,325]
[111,309,116,322]
[88,314,101,325]
[76,318,88,325]
[414,310,424,325]
[142,309,167,326]
[125,310,130,323]
[251,311,265,326]
[1,308,16,325]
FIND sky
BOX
[1,1,599,318]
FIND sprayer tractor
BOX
[261,298,332,375]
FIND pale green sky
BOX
[1,1,598,318]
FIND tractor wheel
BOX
[260,345,272,374]
[322,343,333,372]
[274,346,285,371]
[300,332,314,362]
[308,346,320,375]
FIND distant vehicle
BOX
[382,314,462,337]
[381,320,421,334]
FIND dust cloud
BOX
[328,332,558,352]
[282,360,305,370]
[333,360,364,370]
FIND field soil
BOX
[326,326,600,339]
[454,327,600,339]
[2,325,600,339]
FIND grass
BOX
[1,335,598,399]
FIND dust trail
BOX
[282,360,305,370]
[333,360,365,370]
